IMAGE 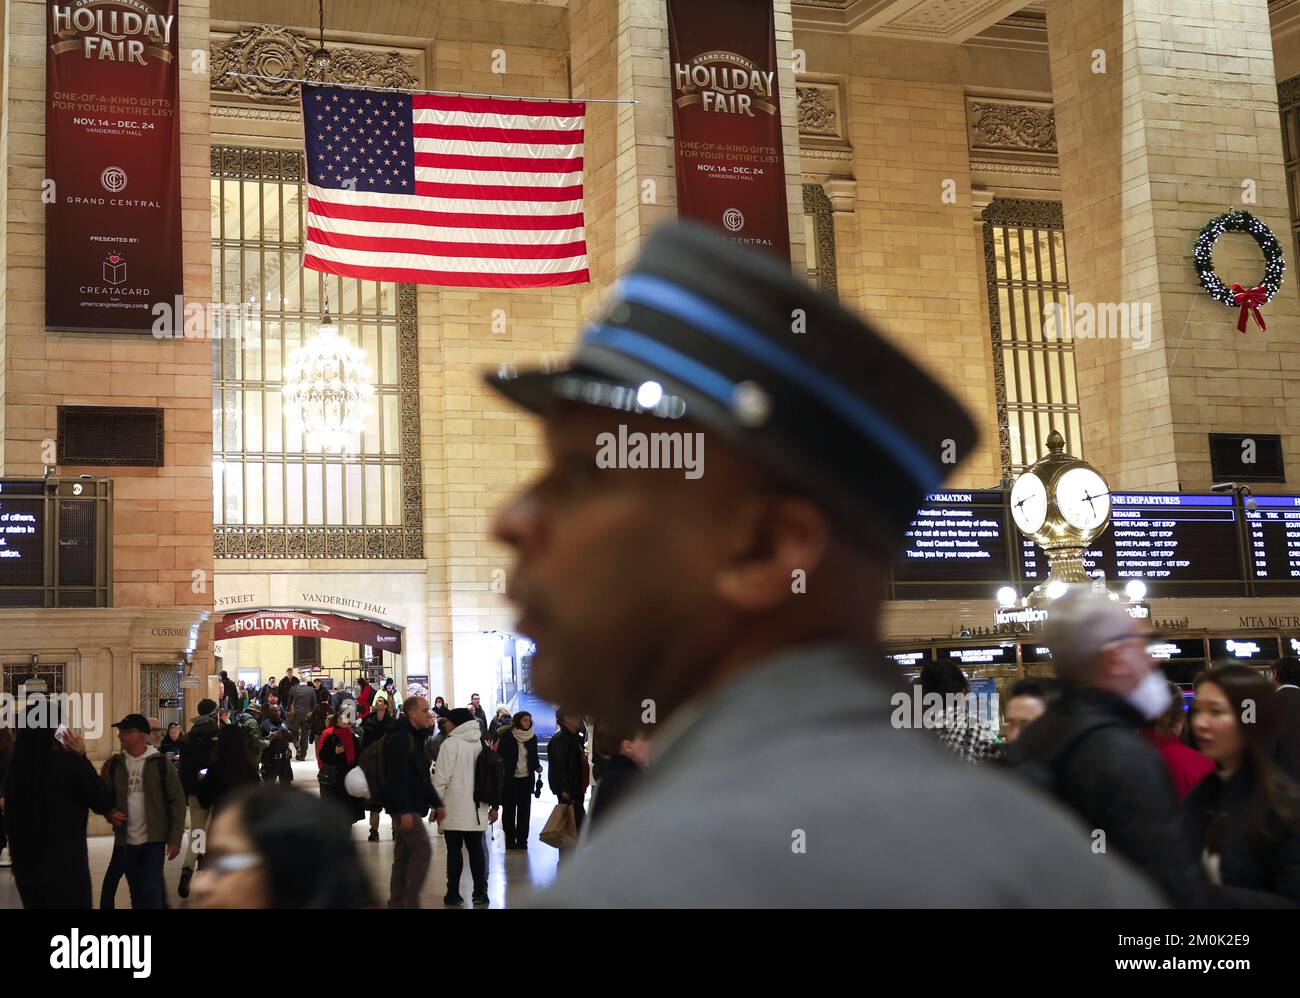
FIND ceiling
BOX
[209,0,1049,48]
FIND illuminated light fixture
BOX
[1125,579,1147,602]
[282,292,374,453]
[996,586,1017,607]
[1045,580,1068,601]
[179,652,202,689]
[636,380,663,409]
[307,0,330,80]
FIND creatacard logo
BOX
[103,252,126,286]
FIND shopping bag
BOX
[539,802,577,849]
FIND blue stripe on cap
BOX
[614,272,942,492]
[583,325,737,404]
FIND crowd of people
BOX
[917,591,1300,906]
[0,661,653,909]
[0,634,1297,908]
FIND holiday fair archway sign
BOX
[1192,208,1286,333]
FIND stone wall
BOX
[2,0,215,611]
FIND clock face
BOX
[1054,466,1110,532]
[1010,472,1048,534]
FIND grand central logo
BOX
[673,50,777,117]
[50,0,177,66]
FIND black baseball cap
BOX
[112,713,151,734]
[485,221,978,558]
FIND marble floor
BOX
[0,758,572,909]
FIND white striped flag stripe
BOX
[301,85,590,289]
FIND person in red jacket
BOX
[356,677,376,719]
[1143,681,1215,799]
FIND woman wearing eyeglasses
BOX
[191,785,374,908]
[1184,665,1300,906]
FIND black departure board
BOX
[1146,638,1207,662]
[1014,492,1245,597]
[0,488,45,587]
[892,491,1009,595]
[1244,495,1300,592]
[1020,644,1054,663]
[1109,493,1243,593]
[1208,636,1280,663]
[1017,537,1107,585]
[0,478,111,606]
[884,647,933,668]
[936,644,1017,667]
[58,499,97,585]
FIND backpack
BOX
[179,723,217,792]
[1012,719,1124,799]
[235,714,263,767]
[356,733,389,807]
[473,743,505,807]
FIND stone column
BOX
[570,0,807,321]
[1048,0,1300,488]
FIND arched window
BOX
[982,197,1081,477]
[210,145,422,559]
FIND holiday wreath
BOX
[1192,208,1285,332]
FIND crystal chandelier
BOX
[281,299,373,453]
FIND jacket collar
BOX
[650,638,896,769]
[1058,684,1147,728]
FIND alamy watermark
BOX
[890,689,997,730]
[595,424,704,480]
[1043,295,1152,349]
[0,692,104,739]
[151,297,261,340]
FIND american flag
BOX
[301,84,589,289]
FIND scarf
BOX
[512,726,534,777]
[323,726,356,766]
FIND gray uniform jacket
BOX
[537,641,1164,908]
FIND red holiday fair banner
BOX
[666,0,790,261]
[215,610,404,653]
[45,0,183,333]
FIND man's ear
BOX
[713,495,832,613]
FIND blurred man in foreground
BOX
[489,221,1160,907]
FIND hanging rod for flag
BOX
[218,70,639,104]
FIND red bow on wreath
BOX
[1231,283,1268,333]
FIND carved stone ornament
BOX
[211,25,419,103]
[802,183,838,300]
[968,99,1057,154]
[1279,73,1300,112]
[796,86,837,136]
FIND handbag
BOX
[317,764,340,789]
[539,802,578,849]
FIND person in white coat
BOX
[432,708,497,906]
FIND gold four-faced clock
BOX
[1010,430,1111,605]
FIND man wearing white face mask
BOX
[1006,588,1209,907]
